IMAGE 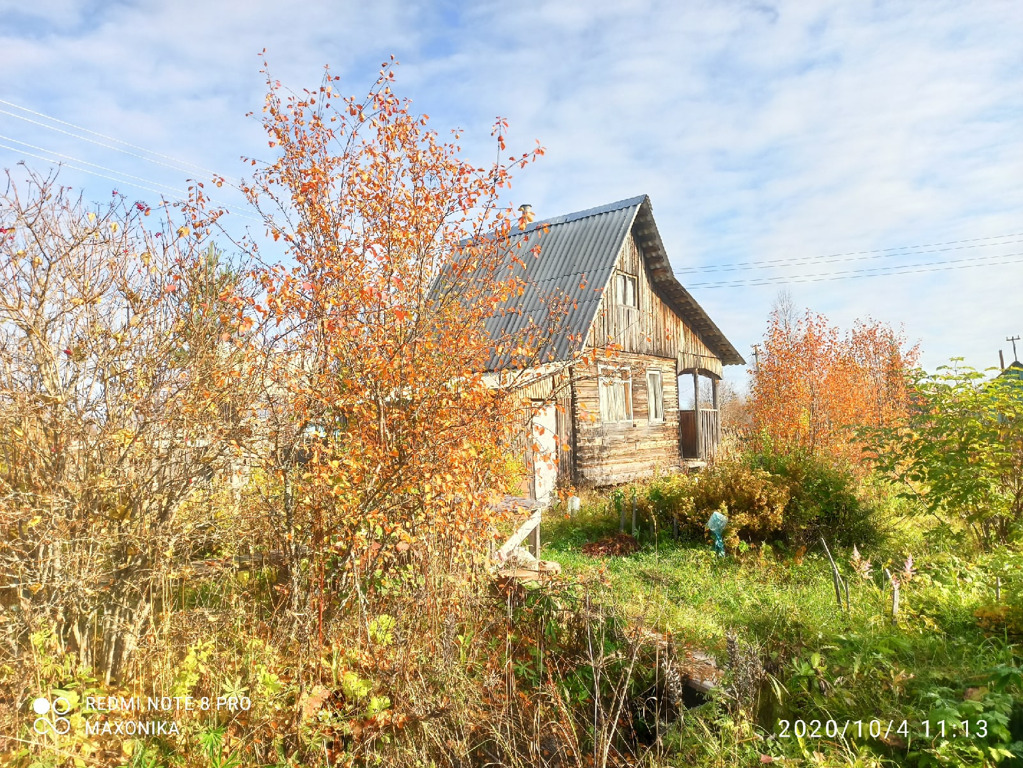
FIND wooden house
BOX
[998,359,1023,383]
[480,195,744,495]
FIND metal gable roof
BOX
[464,195,744,370]
[999,360,1023,382]
[481,197,642,369]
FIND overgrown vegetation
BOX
[631,451,878,549]
[2,58,1022,768]
[0,60,576,767]
[868,362,1023,548]
[540,485,1023,767]
[748,306,919,468]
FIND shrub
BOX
[647,462,789,546]
[868,362,1023,548]
[643,452,878,548]
[746,450,877,547]
[694,462,790,544]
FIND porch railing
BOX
[679,408,720,460]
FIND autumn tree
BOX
[0,171,263,684]
[225,59,549,642]
[748,308,919,468]
[716,379,749,436]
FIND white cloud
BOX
[1,0,1021,386]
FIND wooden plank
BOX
[700,408,719,460]
[692,371,701,458]
[495,560,562,586]
[585,232,722,374]
[680,410,697,458]
[528,521,540,557]
[496,508,543,561]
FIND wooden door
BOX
[530,401,558,503]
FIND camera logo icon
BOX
[32,696,71,735]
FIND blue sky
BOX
[2,0,1022,390]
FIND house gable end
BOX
[631,200,745,366]
[463,194,743,372]
[586,227,723,376]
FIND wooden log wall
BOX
[571,352,680,486]
[679,408,720,460]
[679,410,696,459]
[700,408,720,460]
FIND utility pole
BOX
[1008,335,1021,362]
[751,344,761,374]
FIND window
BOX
[646,369,664,423]
[615,272,638,308]
[599,365,633,424]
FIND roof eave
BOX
[632,198,746,366]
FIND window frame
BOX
[598,364,634,425]
[646,369,664,424]
[615,271,639,309]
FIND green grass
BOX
[543,506,883,648]
[540,503,1023,767]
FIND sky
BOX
[1,0,1022,392]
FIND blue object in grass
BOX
[706,510,728,557]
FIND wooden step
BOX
[495,559,562,585]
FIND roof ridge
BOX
[517,194,648,234]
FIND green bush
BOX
[647,461,789,546]
[746,449,877,546]
[868,362,1023,548]
[643,451,878,548]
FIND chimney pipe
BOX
[518,204,533,217]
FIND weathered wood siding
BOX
[499,223,728,488]
[571,352,680,486]
[586,231,721,377]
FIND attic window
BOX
[615,272,638,308]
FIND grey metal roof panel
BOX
[480,197,643,369]
[446,194,744,370]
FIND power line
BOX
[676,231,1023,274]
[0,141,184,200]
[0,98,228,181]
[687,250,1023,289]
[689,251,1023,288]
[10,98,1017,285]
[0,99,274,223]
[0,106,231,185]
[0,134,190,198]
[0,140,265,224]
